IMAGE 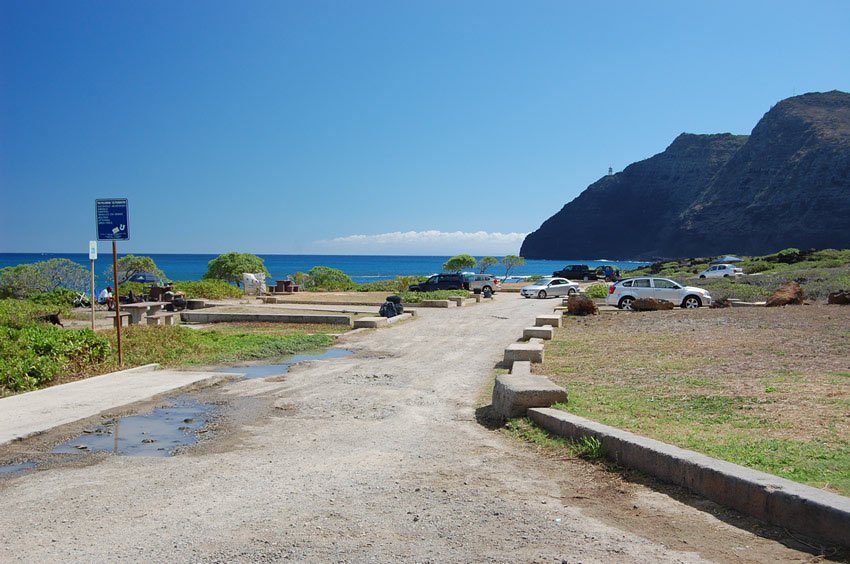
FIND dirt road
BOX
[0,296,813,562]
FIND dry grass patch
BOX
[539,306,850,495]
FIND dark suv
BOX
[408,273,467,292]
[552,264,593,281]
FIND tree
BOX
[502,255,525,277]
[306,266,354,291]
[105,255,166,284]
[442,254,476,272]
[478,256,499,273]
[204,252,269,287]
[0,259,89,298]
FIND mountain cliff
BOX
[520,91,850,260]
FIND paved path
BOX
[0,295,809,562]
[0,366,235,445]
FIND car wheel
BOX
[699,275,706,278]
[483,285,492,293]
[618,296,635,310]
[537,290,547,299]
[567,288,577,296]
[723,274,730,278]
[682,295,702,309]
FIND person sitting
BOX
[97,286,115,310]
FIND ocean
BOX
[0,253,649,288]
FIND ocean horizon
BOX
[0,253,650,288]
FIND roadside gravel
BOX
[0,296,812,562]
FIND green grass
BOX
[505,418,605,460]
[108,325,335,368]
[553,383,850,495]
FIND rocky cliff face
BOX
[520,91,850,260]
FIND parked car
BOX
[552,264,594,280]
[408,273,467,292]
[605,277,712,310]
[126,272,164,284]
[520,277,580,299]
[697,264,743,278]
[463,273,500,293]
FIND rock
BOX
[566,295,598,316]
[710,297,733,308]
[827,290,850,305]
[632,298,675,311]
[766,281,805,307]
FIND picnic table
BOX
[121,301,167,325]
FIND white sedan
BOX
[520,277,580,299]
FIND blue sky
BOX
[2,1,849,255]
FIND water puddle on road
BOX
[215,348,353,378]
[0,462,37,475]
[51,396,212,458]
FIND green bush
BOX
[356,276,426,293]
[28,288,77,308]
[0,326,110,393]
[397,289,469,303]
[0,259,89,298]
[0,299,69,329]
[584,283,609,299]
[116,281,147,298]
[173,279,243,300]
[306,266,354,291]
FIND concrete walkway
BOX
[0,365,236,445]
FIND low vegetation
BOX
[626,248,850,302]
[538,306,850,495]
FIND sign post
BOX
[96,199,129,366]
[89,241,97,331]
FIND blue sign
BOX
[95,198,130,241]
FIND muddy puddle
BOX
[1,348,353,476]
[215,348,352,378]
[51,396,211,457]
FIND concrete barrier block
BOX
[504,342,544,364]
[420,300,451,308]
[535,314,562,328]
[353,316,389,329]
[510,361,531,376]
[528,408,850,549]
[492,374,568,419]
[523,326,554,340]
[448,296,464,306]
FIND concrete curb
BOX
[180,311,353,326]
[528,408,850,549]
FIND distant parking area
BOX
[538,305,850,495]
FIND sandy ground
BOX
[0,295,818,562]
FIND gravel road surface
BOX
[0,296,812,562]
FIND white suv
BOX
[698,264,743,278]
[606,277,712,310]
[463,274,500,293]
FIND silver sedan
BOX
[520,277,580,299]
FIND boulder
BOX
[710,297,733,309]
[632,298,675,311]
[827,290,850,305]
[766,281,805,307]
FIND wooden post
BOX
[112,241,123,366]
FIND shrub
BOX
[0,259,89,298]
[443,254,476,272]
[28,288,78,308]
[584,283,609,299]
[356,276,426,293]
[397,289,469,303]
[632,298,674,311]
[0,326,110,393]
[204,252,269,287]
[0,299,69,329]
[172,280,243,300]
[306,266,354,291]
[566,295,597,316]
